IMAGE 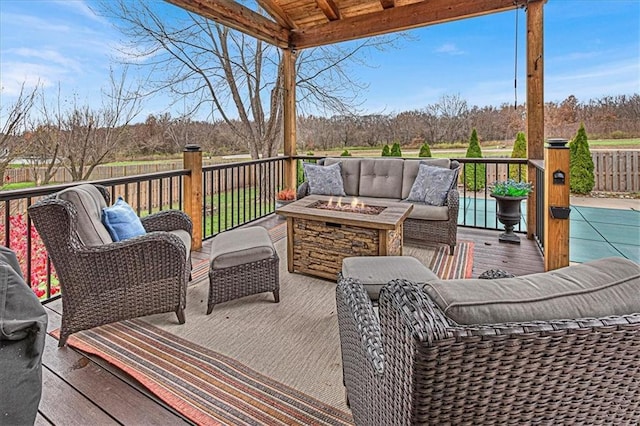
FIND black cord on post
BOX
[514,6,519,110]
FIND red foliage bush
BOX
[0,214,59,299]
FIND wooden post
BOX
[283,48,298,191]
[183,144,202,250]
[526,0,545,240]
[544,141,570,270]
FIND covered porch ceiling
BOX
[166,0,538,49]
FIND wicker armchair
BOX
[337,272,640,425]
[28,184,192,347]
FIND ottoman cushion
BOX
[342,256,437,301]
[210,227,274,269]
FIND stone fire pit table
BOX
[276,194,413,280]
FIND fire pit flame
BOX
[309,198,385,215]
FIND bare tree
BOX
[100,0,395,159]
[1,83,38,182]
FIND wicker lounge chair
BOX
[337,257,640,425]
[28,184,192,347]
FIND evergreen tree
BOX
[569,123,595,194]
[381,145,391,156]
[509,132,528,181]
[464,128,485,190]
[418,143,432,157]
[390,142,402,157]
[340,149,352,157]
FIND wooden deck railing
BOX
[2,153,544,303]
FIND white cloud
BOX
[435,43,464,55]
[50,0,108,24]
[7,48,83,73]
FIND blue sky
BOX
[1,0,638,121]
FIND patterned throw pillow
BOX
[303,162,346,196]
[405,162,432,202]
[102,197,147,242]
[422,164,458,206]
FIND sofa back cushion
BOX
[423,257,640,325]
[359,158,404,199]
[402,158,451,199]
[57,184,113,247]
[324,158,361,196]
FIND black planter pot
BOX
[491,194,527,244]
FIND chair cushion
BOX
[303,162,346,196]
[324,158,361,196]
[423,257,640,325]
[102,197,147,242]
[169,229,192,259]
[401,158,451,199]
[359,158,404,199]
[57,184,112,246]
[342,256,438,301]
[210,227,275,269]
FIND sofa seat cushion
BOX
[423,257,640,325]
[57,184,112,246]
[359,158,404,199]
[342,256,438,301]
[406,202,449,221]
[324,158,361,196]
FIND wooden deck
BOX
[35,223,543,425]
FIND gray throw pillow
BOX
[303,162,346,196]
[422,164,457,206]
[405,162,432,202]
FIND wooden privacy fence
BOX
[2,164,268,216]
[592,150,640,192]
[5,151,639,193]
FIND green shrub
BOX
[509,132,528,181]
[418,143,432,157]
[296,160,306,186]
[464,128,485,191]
[381,145,391,156]
[340,149,352,157]
[569,123,595,194]
[390,142,402,157]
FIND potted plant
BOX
[490,179,533,244]
[275,188,296,215]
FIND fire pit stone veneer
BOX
[276,195,413,280]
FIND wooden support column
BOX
[544,142,570,270]
[283,48,298,191]
[183,144,202,250]
[526,0,545,240]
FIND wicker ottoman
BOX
[207,227,279,314]
[341,256,438,302]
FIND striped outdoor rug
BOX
[51,320,353,426]
[51,225,472,426]
[429,241,474,279]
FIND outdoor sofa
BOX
[337,257,640,425]
[297,157,461,254]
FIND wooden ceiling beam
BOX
[379,0,395,10]
[256,0,297,29]
[166,0,290,48]
[291,0,540,49]
[316,0,341,21]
